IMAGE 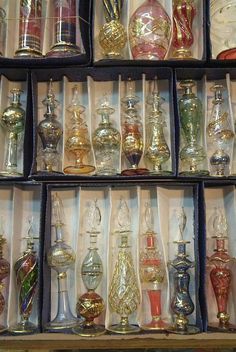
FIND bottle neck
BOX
[100,113,111,125]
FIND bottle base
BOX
[46,43,81,58]
[63,165,95,175]
[107,323,140,334]
[217,47,236,60]
[73,323,106,337]
[167,324,199,335]
[121,168,149,176]
[9,321,38,335]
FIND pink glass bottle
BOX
[129,0,171,60]
[207,209,235,331]
[171,0,196,59]
[0,235,10,332]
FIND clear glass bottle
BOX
[140,203,168,330]
[171,0,196,59]
[178,80,208,175]
[99,0,127,59]
[0,89,25,176]
[63,85,94,175]
[129,0,171,60]
[207,208,234,331]
[92,96,121,175]
[207,84,234,177]
[73,200,105,337]
[121,78,148,175]
[45,193,81,331]
[210,0,236,60]
[108,198,140,334]
[145,77,171,174]
[37,80,63,173]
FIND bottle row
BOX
[2,68,236,180]
[0,182,235,336]
[0,0,236,65]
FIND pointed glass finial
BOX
[86,199,101,234]
[117,198,131,232]
[51,193,65,227]
[145,202,154,232]
[212,208,228,238]
[42,79,59,114]
[178,207,187,241]
[67,85,85,116]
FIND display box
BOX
[29,67,176,180]
[202,181,236,332]
[0,69,32,180]
[0,0,92,67]
[175,68,236,178]
[93,0,206,66]
[42,182,202,334]
[0,182,45,335]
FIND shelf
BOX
[1,333,236,350]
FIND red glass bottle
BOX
[171,0,196,59]
[129,0,171,60]
[207,209,235,331]
[139,204,168,330]
[15,0,42,57]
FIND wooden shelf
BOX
[1,333,236,350]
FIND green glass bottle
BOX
[178,80,208,176]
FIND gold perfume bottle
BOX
[108,198,140,334]
[99,0,127,59]
[145,77,171,175]
[63,85,94,175]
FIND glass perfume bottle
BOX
[15,0,42,58]
[0,89,25,177]
[0,233,10,333]
[207,84,234,177]
[0,8,6,56]
[73,200,105,337]
[129,0,171,60]
[46,0,81,57]
[145,77,171,175]
[45,193,80,331]
[168,207,199,334]
[207,208,235,331]
[178,80,208,175]
[121,78,148,176]
[140,203,168,330]
[63,85,94,175]
[211,1,236,60]
[108,198,141,334]
[99,0,127,59]
[92,96,121,175]
[171,0,196,59]
[37,79,63,173]
[9,220,38,334]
